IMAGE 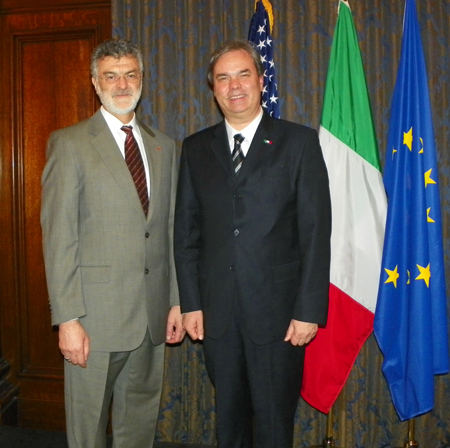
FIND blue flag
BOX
[374,0,449,421]
[248,0,280,118]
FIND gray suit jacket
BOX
[41,110,179,351]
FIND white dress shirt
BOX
[225,108,264,157]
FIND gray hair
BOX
[91,39,144,77]
[207,40,264,87]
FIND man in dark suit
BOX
[174,40,332,448]
[41,39,184,448]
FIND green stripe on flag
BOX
[321,2,381,171]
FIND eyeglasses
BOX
[97,73,142,84]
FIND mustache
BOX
[112,89,134,97]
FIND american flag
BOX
[248,0,280,118]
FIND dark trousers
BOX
[203,307,304,448]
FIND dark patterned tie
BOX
[232,133,245,175]
[121,125,149,216]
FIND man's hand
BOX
[284,319,318,346]
[166,305,185,344]
[59,320,90,368]
[182,310,204,341]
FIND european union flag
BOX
[374,0,449,421]
[248,0,280,118]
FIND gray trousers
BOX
[64,330,165,448]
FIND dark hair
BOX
[207,40,264,87]
[91,39,144,77]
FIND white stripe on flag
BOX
[320,126,387,313]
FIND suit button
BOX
[145,232,150,238]
[233,193,242,199]
[145,268,149,274]
[234,229,239,236]
[229,265,235,271]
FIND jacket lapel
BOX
[139,121,160,223]
[235,112,276,185]
[209,113,278,186]
[211,121,235,179]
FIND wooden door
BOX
[0,0,111,430]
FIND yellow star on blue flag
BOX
[384,266,400,288]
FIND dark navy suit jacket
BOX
[174,112,331,345]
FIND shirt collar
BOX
[100,106,140,134]
[225,108,264,149]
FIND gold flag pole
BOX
[396,418,418,448]
[311,404,339,448]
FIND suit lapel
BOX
[211,122,235,179]
[209,113,278,185]
[139,120,160,223]
[88,110,147,218]
[236,112,276,185]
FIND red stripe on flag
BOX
[301,283,374,413]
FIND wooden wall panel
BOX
[18,34,96,374]
[0,0,111,430]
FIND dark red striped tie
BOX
[121,125,149,216]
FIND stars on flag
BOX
[416,263,431,287]
[257,40,266,50]
[384,264,431,288]
[248,0,280,118]
[384,266,400,288]
[383,125,438,289]
[424,168,436,188]
[403,127,413,150]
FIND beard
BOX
[95,83,142,116]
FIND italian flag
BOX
[301,0,387,413]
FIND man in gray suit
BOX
[41,39,183,448]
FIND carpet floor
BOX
[0,425,215,448]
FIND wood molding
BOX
[0,0,110,15]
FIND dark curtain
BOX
[112,1,450,446]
